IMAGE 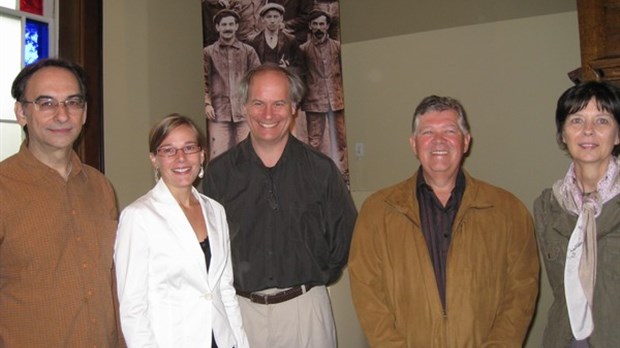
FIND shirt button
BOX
[204,293,213,300]
[81,263,88,269]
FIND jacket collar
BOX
[383,169,493,226]
[150,179,222,287]
[216,38,243,49]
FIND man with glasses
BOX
[0,58,123,347]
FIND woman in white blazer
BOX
[114,114,249,348]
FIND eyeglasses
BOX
[22,96,86,114]
[156,144,202,157]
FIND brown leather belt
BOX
[237,285,314,305]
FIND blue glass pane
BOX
[25,18,48,65]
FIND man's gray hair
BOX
[411,95,470,135]
[238,63,305,108]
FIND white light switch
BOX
[355,142,364,158]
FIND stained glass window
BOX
[0,0,54,161]
[25,19,48,64]
[0,13,23,161]
[20,0,42,15]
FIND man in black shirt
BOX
[203,63,356,348]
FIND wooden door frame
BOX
[59,0,104,171]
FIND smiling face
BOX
[14,66,86,159]
[244,70,295,151]
[562,97,620,168]
[149,124,205,194]
[410,109,471,181]
[216,16,238,42]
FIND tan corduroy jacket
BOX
[349,170,539,348]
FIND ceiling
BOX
[339,0,577,43]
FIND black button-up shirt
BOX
[416,168,465,310]
[203,135,357,292]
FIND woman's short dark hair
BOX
[149,113,205,154]
[555,81,620,156]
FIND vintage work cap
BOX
[259,3,285,17]
[213,9,240,24]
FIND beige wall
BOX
[104,0,205,206]
[104,2,579,346]
[341,11,578,347]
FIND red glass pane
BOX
[20,0,43,15]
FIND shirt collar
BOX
[17,141,84,181]
[416,166,465,191]
[238,134,297,169]
[217,38,242,49]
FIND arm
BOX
[482,202,540,347]
[325,165,357,284]
[203,48,216,120]
[102,177,128,347]
[217,208,250,348]
[348,197,407,347]
[114,207,158,347]
[248,45,261,70]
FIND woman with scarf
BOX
[534,81,620,347]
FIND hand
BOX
[205,104,216,120]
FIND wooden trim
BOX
[575,0,620,86]
[577,0,605,81]
[58,0,104,171]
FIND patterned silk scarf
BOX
[552,156,620,340]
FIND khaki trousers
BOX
[237,285,337,348]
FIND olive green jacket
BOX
[349,171,539,348]
[534,188,620,348]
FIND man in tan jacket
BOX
[349,95,539,347]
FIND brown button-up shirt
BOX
[0,144,122,347]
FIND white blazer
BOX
[114,179,249,348]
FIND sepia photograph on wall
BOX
[201,0,350,185]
